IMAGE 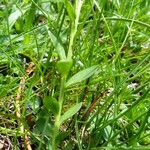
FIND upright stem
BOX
[67,0,83,59]
[52,1,83,148]
[52,77,66,149]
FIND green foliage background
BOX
[0,0,150,149]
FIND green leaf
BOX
[43,96,59,115]
[47,29,66,60]
[8,5,27,30]
[15,17,24,33]
[65,65,99,87]
[60,102,82,124]
[34,109,53,137]
[64,0,76,21]
[40,0,63,2]
[56,59,73,77]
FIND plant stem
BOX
[52,1,83,147]
[67,0,83,59]
[52,77,66,149]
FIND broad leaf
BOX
[43,96,59,115]
[56,59,73,77]
[34,109,53,137]
[60,102,82,124]
[65,65,99,87]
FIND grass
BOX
[0,0,150,149]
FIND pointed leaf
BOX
[65,65,99,87]
[64,0,76,21]
[8,5,27,30]
[47,29,66,60]
[43,96,59,115]
[60,102,82,124]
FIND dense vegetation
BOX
[0,0,150,149]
